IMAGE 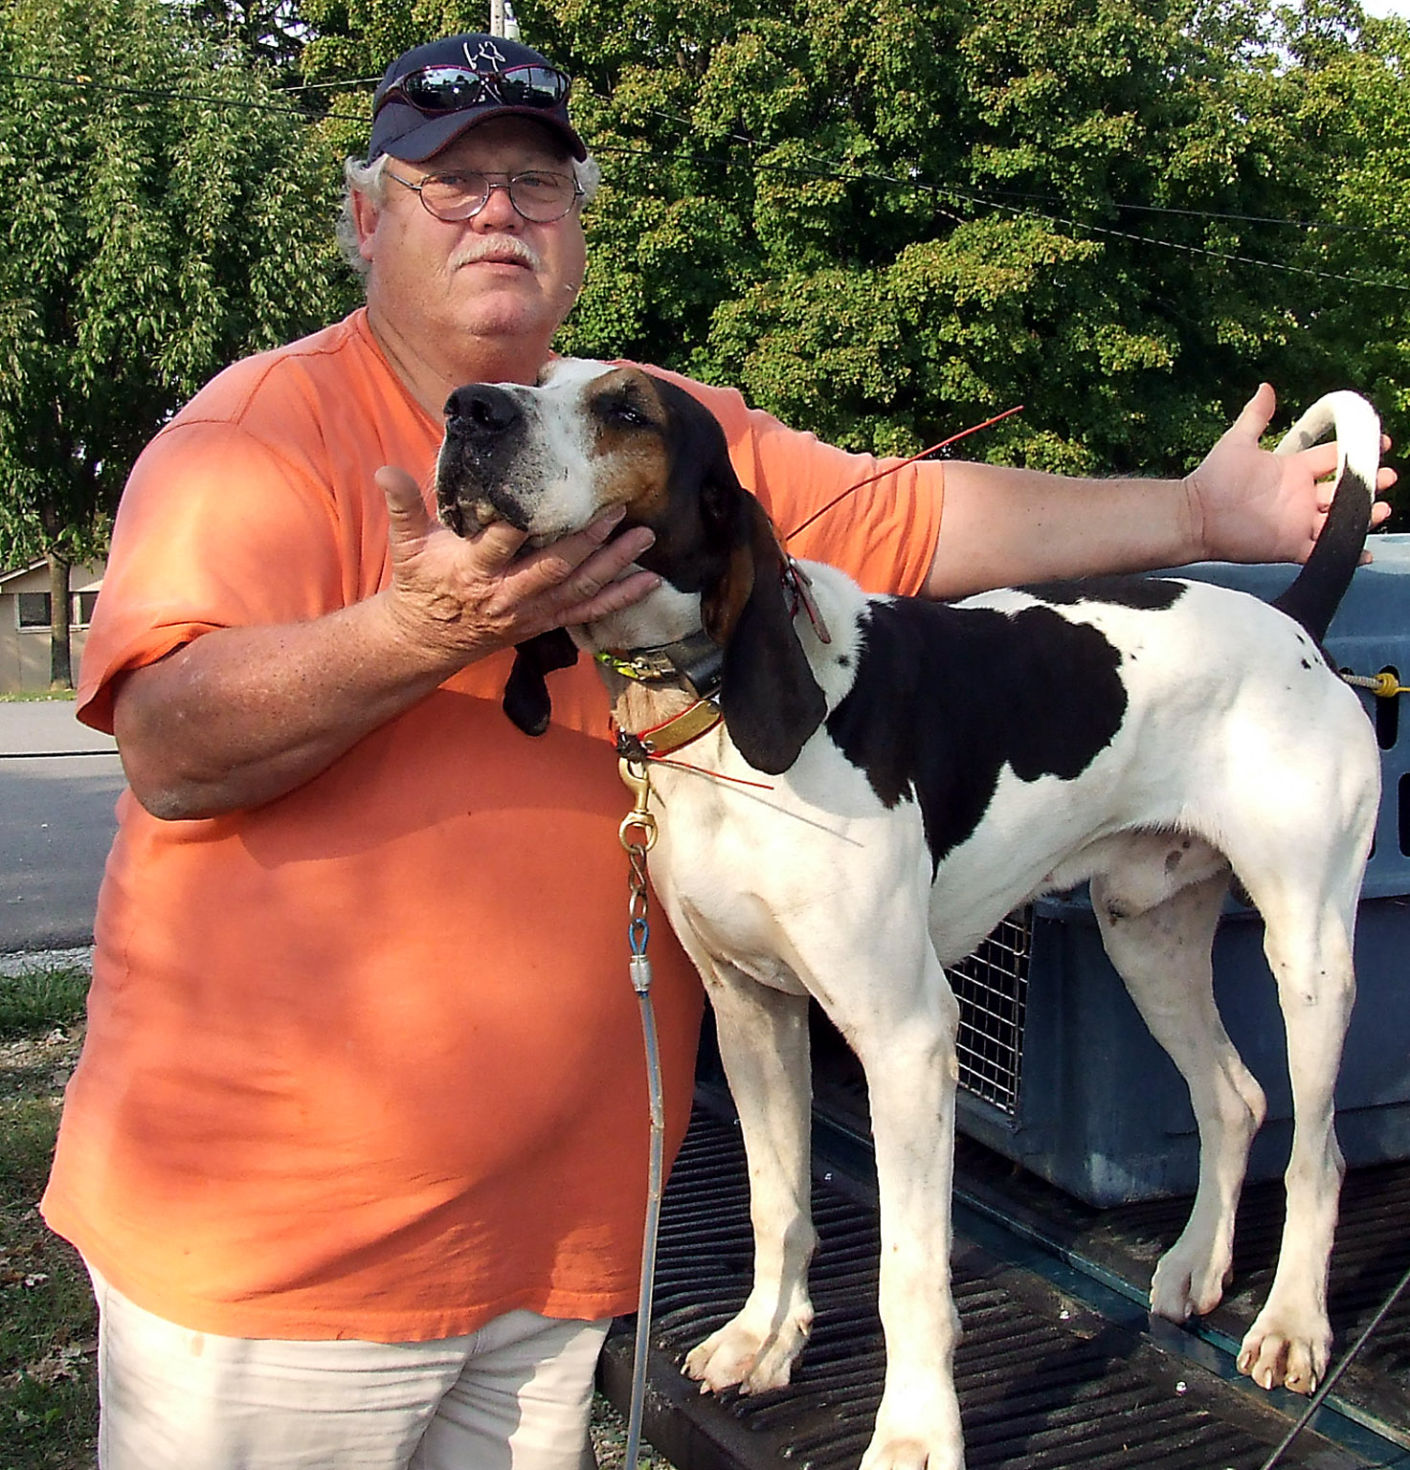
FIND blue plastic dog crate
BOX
[951,535,1410,1206]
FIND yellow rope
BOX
[1341,670,1409,698]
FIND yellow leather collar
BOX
[614,698,723,760]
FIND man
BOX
[43,30,1393,1470]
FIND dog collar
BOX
[600,562,822,761]
[614,698,723,761]
[595,630,723,698]
[599,630,724,760]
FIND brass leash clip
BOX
[618,756,658,852]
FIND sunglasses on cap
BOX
[374,63,571,118]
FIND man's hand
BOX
[1184,384,1396,566]
[114,470,663,821]
[376,466,660,659]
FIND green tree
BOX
[306,0,1409,476]
[173,0,312,81]
[0,0,357,685]
[1246,0,1410,423]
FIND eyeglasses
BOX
[386,168,584,224]
[374,63,571,119]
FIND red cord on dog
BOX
[784,405,1024,544]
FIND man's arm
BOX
[926,384,1396,599]
[114,468,658,821]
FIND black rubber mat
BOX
[808,1010,1410,1445]
[600,1098,1384,1470]
[946,1122,1410,1443]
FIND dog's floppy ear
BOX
[503,629,579,736]
[709,493,828,775]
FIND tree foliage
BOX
[3,0,1405,655]
[172,0,312,80]
[305,0,1408,477]
[0,0,357,611]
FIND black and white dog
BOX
[436,361,1382,1470]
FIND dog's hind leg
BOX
[1093,867,1267,1324]
[1234,886,1357,1394]
[683,968,818,1395]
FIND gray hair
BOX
[336,151,602,276]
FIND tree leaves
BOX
[6,0,1406,600]
[0,0,357,571]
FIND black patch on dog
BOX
[1021,575,1187,611]
[826,598,1128,870]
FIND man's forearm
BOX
[925,384,1395,599]
[113,592,474,821]
[925,463,1200,599]
[111,474,661,821]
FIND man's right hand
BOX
[113,469,661,822]
[375,466,660,660]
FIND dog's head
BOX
[435,359,826,772]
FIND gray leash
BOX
[619,759,667,1470]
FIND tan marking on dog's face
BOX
[579,369,675,524]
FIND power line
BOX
[590,139,1410,293]
[0,67,363,120]
[619,98,1410,241]
[2,68,1405,292]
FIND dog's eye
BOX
[602,397,652,429]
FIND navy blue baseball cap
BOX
[368,34,587,164]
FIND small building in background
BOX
[0,559,106,694]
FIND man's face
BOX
[355,117,587,378]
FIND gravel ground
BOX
[0,949,94,979]
[590,1391,677,1470]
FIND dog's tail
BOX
[1271,391,1381,642]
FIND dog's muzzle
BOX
[436,384,533,536]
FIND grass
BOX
[0,962,97,1470]
[0,969,90,1042]
[0,960,672,1470]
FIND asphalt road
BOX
[0,700,123,954]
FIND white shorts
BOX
[88,1266,611,1470]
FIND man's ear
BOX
[502,629,580,736]
[350,187,381,267]
[714,499,827,774]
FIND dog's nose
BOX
[445,385,523,437]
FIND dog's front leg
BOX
[684,967,817,1394]
[827,954,965,1470]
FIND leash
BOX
[783,404,1024,544]
[618,757,666,1470]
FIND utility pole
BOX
[489,0,519,37]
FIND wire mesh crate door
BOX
[950,908,1032,1114]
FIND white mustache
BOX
[450,236,543,271]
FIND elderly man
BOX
[43,29,1391,1470]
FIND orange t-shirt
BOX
[43,309,945,1342]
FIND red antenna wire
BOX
[783,404,1025,544]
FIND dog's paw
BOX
[1237,1309,1332,1395]
[1150,1242,1233,1322]
[860,1398,965,1470]
[682,1307,812,1395]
